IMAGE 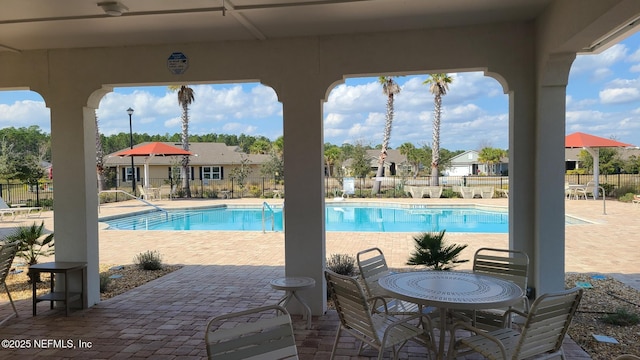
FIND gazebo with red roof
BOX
[565,132,633,199]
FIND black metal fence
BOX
[0,182,54,209]
[5,173,639,208]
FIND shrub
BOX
[619,192,637,202]
[406,230,468,270]
[326,253,356,276]
[442,189,459,198]
[134,250,163,270]
[601,308,639,326]
[599,183,615,196]
[614,185,639,199]
[249,185,262,198]
[99,272,111,293]
[203,190,217,198]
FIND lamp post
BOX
[127,107,135,194]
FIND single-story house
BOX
[103,142,271,188]
[340,149,412,177]
[445,150,508,176]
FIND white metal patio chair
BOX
[575,181,596,200]
[356,247,430,316]
[448,287,583,360]
[325,270,436,360]
[205,304,298,360]
[451,247,530,331]
[0,242,19,325]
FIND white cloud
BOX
[0,100,50,132]
[572,43,627,77]
[599,87,640,104]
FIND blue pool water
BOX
[102,204,523,233]
[102,204,589,233]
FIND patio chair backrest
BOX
[205,304,298,360]
[0,242,18,285]
[0,242,19,325]
[356,247,390,298]
[325,270,380,342]
[514,287,583,358]
[473,247,529,293]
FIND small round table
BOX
[270,276,316,329]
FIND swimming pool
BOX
[102,203,586,233]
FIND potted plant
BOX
[406,230,468,270]
[5,221,54,283]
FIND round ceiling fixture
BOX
[97,1,129,17]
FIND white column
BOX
[48,99,101,306]
[533,54,575,296]
[276,81,328,316]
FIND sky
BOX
[2,33,640,152]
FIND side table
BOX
[29,262,87,316]
[270,276,316,329]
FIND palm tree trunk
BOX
[95,111,106,192]
[431,94,442,186]
[181,103,191,197]
[373,94,394,194]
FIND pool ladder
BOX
[262,202,283,233]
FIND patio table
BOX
[270,276,316,329]
[379,270,523,360]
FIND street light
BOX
[127,107,135,194]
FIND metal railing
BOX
[98,190,166,213]
[262,202,276,233]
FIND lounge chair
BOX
[449,287,583,360]
[205,304,298,359]
[404,186,421,198]
[427,186,443,199]
[479,187,494,199]
[459,187,475,199]
[0,197,41,219]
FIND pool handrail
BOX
[262,202,276,233]
[98,190,166,213]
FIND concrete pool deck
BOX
[0,196,637,358]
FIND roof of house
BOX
[103,142,271,166]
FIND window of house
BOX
[125,167,136,181]
[202,166,222,180]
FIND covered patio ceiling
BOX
[3,0,556,52]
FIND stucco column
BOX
[532,54,575,296]
[47,95,101,307]
[272,80,328,316]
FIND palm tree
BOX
[95,111,106,192]
[169,85,195,197]
[424,73,453,186]
[372,76,401,194]
[406,230,468,271]
[324,145,342,177]
[478,147,507,175]
[5,221,54,282]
